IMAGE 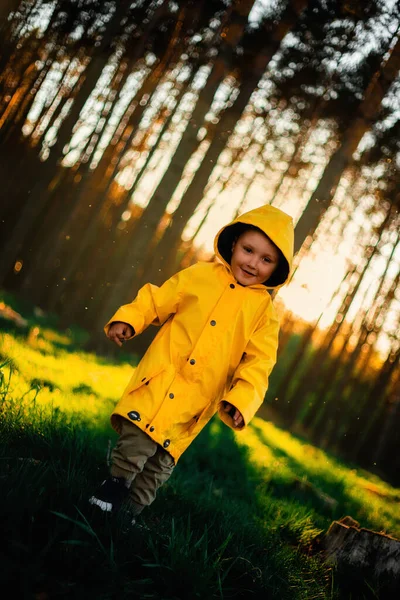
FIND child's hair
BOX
[217,223,289,286]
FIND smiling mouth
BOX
[241,268,256,277]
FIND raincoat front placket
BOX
[145,272,268,454]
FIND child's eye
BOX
[243,247,252,253]
[263,257,271,263]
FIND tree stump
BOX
[323,516,400,595]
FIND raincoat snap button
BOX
[127,411,141,421]
[169,393,174,399]
[230,283,235,289]
[150,426,155,432]
[141,377,146,382]
[210,320,216,326]
[145,381,149,385]
[189,359,196,365]
[163,439,170,448]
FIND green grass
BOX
[1,299,400,599]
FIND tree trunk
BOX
[60,71,200,321]
[139,0,310,286]
[109,66,197,214]
[0,0,80,125]
[0,34,44,133]
[0,0,21,31]
[308,208,398,440]
[92,0,259,333]
[29,48,85,145]
[16,57,145,300]
[270,96,323,205]
[278,255,359,426]
[35,31,191,308]
[294,33,400,253]
[300,209,391,432]
[353,340,400,465]
[0,0,131,283]
[149,129,258,280]
[333,302,399,456]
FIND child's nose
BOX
[246,264,257,274]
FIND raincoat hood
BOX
[214,204,294,290]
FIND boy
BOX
[90,204,294,519]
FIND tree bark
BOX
[35,22,192,308]
[325,235,400,449]
[59,71,199,321]
[149,128,257,280]
[300,209,391,433]
[17,57,149,301]
[278,251,359,426]
[0,0,131,283]
[353,337,400,466]
[0,0,21,31]
[136,0,309,287]
[323,517,400,592]
[294,33,400,253]
[93,0,259,332]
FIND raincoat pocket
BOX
[112,366,176,434]
[126,366,166,394]
[192,401,214,428]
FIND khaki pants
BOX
[110,419,175,515]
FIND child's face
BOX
[230,230,279,286]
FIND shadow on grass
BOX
[152,418,330,599]
[251,421,399,534]
[251,422,348,519]
[1,409,331,600]
[250,422,400,600]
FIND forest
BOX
[0,0,399,514]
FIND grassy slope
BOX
[1,309,399,599]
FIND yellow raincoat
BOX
[105,205,294,462]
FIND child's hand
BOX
[223,402,244,428]
[107,321,134,347]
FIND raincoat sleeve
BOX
[218,303,280,430]
[104,271,185,338]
